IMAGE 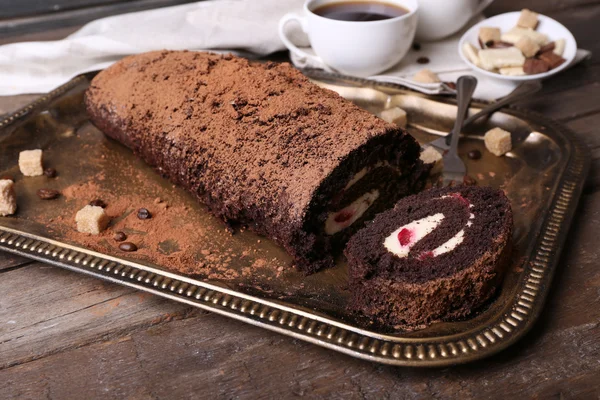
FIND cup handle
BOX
[473,0,495,16]
[278,13,323,67]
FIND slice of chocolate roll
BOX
[345,185,512,329]
[85,51,429,273]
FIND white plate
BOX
[458,12,577,81]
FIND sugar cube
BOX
[517,9,539,29]
[484,128,512,156]
[479,27,501,46]
[75,205,110,234]
[0,179,17,216]
[19,149,44,176]
[515,37,540,58]
[413,69,440,83]
[378,107,407,128]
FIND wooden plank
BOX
[0,0,131,20]
[0,0,197,38]
[0,263,192,369]
[0,252,32,272]
[488,0,599,16]
[565,115,600,191]
[514,66,600,122]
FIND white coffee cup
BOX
[415,0,495,42]
[278,0,419,77]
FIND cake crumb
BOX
[75,205,110,234]
[378,107,407,128]
[19,149,44,176]
[484,128,512,156]
[0,179,17,216]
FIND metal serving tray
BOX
[0,72,589,366]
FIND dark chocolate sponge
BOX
[85,51,429,273]
[345,185,512,329]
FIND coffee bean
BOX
[89,199,107,208]
[37,188,60,200]
[119,242,137,252]
[463,175,478,186]
[137,208,151,219]
[44,168,57,178]
[467,149,482,160]
[114,231,127,242]
[412,42,421,51]
[417,57,430,64]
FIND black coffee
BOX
[313,1,409,22]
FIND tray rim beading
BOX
[0,73,590,367]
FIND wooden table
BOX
[1,2,599,399]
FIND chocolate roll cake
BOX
[85,51,429,273]
[345,185,512,329]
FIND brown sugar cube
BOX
[75,205,110,234]
[413,69,441,83]
[515,37,540,58]
[479,27,501,46]
[0,179,17,216]
[538,51,566,69]
[419,146,443,175]
[484,128,512,156]
[523,58,550,74]
[18,149,43,176]
[517,9,539,29]
[378,107,407,128]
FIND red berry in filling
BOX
[418,251,434,260]
[334,210,353,223]
[450,193,470,206]
[397,228,413,246]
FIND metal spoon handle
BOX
[448,76,478,152]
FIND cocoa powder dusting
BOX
[35,154,284,283]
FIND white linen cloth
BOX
[0,0,590,99]
[0,0,305,95]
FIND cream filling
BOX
[344,161,401,190]
[324,162,402,236]
[325,190,380,235]
[384,213,445,257]
[384,199,475,259]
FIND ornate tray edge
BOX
[0,74,590,367]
